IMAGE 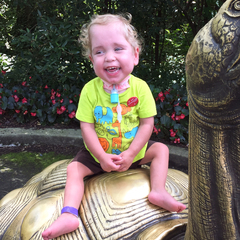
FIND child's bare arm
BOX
[116,117,154,172]
[80,121,121,172]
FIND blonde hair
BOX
[79,13,143,58]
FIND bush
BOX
[0,71,80,125]
[151,83,189,145]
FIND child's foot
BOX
[148,190,186,213]
[42,213,79,240]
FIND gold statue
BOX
[0,160,188,239]
[185,0,240,239]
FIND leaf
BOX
[38,113,47,123]
[181,108,189,116]
[68,103,76,113]
[1,96,8,110]
[62,40,68,47]
[160,115,171,127]
[47,113,56,123]
[37,10,42,17]
[174,105,182,114]
[7,96,15,109]
[37,109,43,117]
[174,123,182,130]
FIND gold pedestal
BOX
[0,160,188,239]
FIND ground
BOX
[0,113,81,156]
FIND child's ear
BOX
[89,55,94,64]
[134,47,139,66]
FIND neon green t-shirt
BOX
[76,75,157,163]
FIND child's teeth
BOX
[107,67,119,72]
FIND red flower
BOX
[51,89,56,96]
[158,92,164,98]
[22,81,27,86]
[1,70,6,75]
[60,99,63,103]
[160,96,165,102]
[170,129,176,137]
[57,106,66,114]
[69,99,73,103]
[174,138,180,144]
[15,110,20,113]
[153,126,161,135]
[22,98,28,104]
[164,89,170,95]
[0,108,5,114]
[0,83,3,88]
[29,76,32,79]
[13,95,19,102]
[180,113,185,119]
[44,85,48,89]
[171,112,175,120]
[52,99,56,105]
[68,111,76,119]
[56,93,61,97]
[31,112,36,117]
[14,90,17,93]
[60,106,66,112]
[23,110,28,115]
[175,115,180,121]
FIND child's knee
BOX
[154,142,169,155]
[67,162,77,176]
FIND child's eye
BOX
[95,50,103,55]
[115,47,123,51]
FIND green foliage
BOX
[1,0,96,91]
[0,71,80,125]
[151,83,188,144]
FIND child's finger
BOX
[113,158,125,166]
[111,155,122,161]
[111,162,121,170]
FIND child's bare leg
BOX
[42,162,94,240]
[140,142,186,213]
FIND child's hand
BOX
[99,153,121,172]
[114,150,135,172]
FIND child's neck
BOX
[102,76,130,93]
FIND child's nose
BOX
[105,51,116,62]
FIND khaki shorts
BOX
[72,140,156,174]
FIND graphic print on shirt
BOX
[93,103,139,155]
[112,104,131,115]
[94,106,113,124]
[112,120,122,149]
[125,126,138,139]
[98,138,109,152]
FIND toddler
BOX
[42,13,186,240]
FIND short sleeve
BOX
[75,84,95,123]
[138,81,157,118]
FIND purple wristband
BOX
[61,206,78,217]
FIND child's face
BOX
[89,21,139,85]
